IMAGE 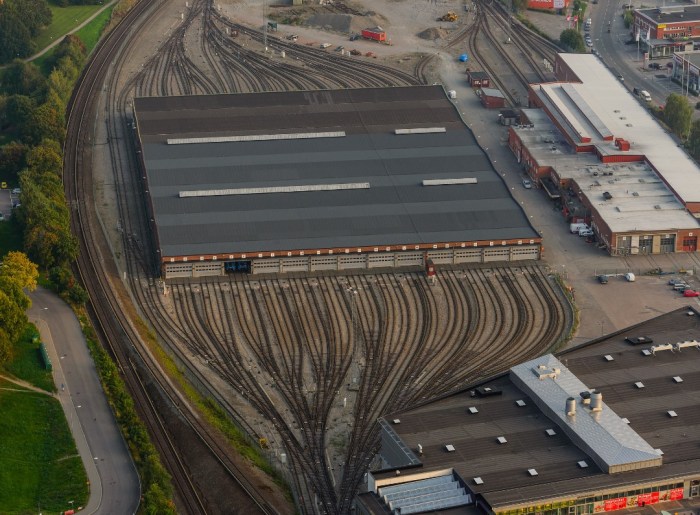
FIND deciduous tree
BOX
[664,93,693,139]
[559,29,585,53]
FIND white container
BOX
[448,90,457,99]
[569,222,588,234]
[625,272,636,282]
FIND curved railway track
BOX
[66,0,575,512]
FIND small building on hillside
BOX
[467,70,490,88]
[479,88,506,109]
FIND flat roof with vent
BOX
[372,307,700,513]
[534,54,700,207]
[134,86,540,262]
[510,355,661,474]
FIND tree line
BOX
[1,36,88,306]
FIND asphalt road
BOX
[28,287,140,515]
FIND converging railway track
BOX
[65,0,574,512]
[154,266,572,513]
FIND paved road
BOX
[28,287,140,514]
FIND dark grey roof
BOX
[135,86,538,258]
[376,306,700,509]
[637,5,700,25]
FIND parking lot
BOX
[0,189,12,221]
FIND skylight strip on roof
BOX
[422,178,478,186]
[395,127,446,135]
[179,182,370,197]
[167,131,346,145]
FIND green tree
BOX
[3,94,35,138]
[25,139,62,176]
[47,35,87,71]
[0,60,47,98]
[0,251,38,365]
[687,119,700,160]
[0,141,29,180]
[0,10,32,64]
[25,100,65,144]
[560,29,585,52]
[664,93,693,139]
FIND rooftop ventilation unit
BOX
[516,400,526,407]
[590,391,603,412]
[578,461,589,468]
[654,205,662,210]
[392,419,401,424]
[632,192,640,196]
[667,411,678,418]
[566,397,577,416]
[445,444,456,452]
[642,349,652,356]
[621,418,630,424]
[528,468,538,476]
[673,376,683,383]
[604,355,614,361]
[603,192,613,200]
[674,340,700,351]
[651,343,674,355]
[473,477,484,485]
[635,382,645,389]
[395,127,446,135]
[545,428,557,436]
[468,407,479,414]
[497,436,508,444]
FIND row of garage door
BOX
[163,245,541,279]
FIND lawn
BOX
[0,326,88,513]
[0,217,23,259]
[2,325,56,393]
[34,3,106,54]
[74,5,115,53]
[33,4,114,72]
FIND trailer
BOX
[362,26,386,42]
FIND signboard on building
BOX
[604,498,628,511]
[554,0,565,8]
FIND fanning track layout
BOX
[66,0,573,511]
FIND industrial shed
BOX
[467,70,490,88]
[134,86,541,279]
[361,306,700,515]
[479,88,506,109]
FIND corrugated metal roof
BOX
[510,355,661,472]
[135,86,538,258]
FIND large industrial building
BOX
[134,86,541,279]
[508,53,700,256]
[357,306,700,515]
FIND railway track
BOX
[67,0,576,512]
[158,266,572,513]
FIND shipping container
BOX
[362,26,386,42]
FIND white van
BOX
[570,222,589,234]
[640,90,651,102]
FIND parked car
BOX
[522,178,532,189]
[11,188,20,195]
[684,289,700,297]
[673,282,690,291]
[349,34,360,41]
[625,336,654,345]
[570,222,589,234]
[579,228,594,237]
[597,274,609,284]
[649,62,661,70]
[668,278,685,285]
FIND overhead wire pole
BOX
[263,0,268,51]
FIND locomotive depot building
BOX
[508,53,700,256]
[357,306,700,515]
[134,86,541,279]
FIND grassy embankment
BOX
[0,326,88,513]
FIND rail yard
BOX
[63,0,577,512]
